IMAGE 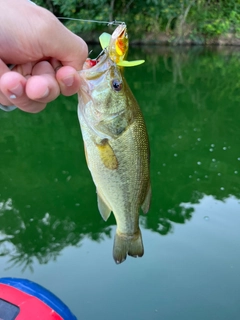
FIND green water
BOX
[1,46,240,319]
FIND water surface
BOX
[0,46,240,319]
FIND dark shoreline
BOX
[83,31,240,47]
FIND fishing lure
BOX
[99,24,145,67]
[58,17,145,67]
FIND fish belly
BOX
[79,110,150,263]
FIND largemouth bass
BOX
[77,26,151,264]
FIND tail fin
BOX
[113,229,144,264]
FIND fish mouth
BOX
[78,51,114,105]
[78,53,109,104]
[80,51,114,79]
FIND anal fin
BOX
[141,184,151,214]
[97,192,111,221]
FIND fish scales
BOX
[77,27,151,264]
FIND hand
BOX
[0,0,88,113]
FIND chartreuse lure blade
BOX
[117,60,145,67]
[99,32,111,50]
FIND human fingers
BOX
[0,71,47,113]
[0,72,46,113]
[0,2,88,70]
[25,60,60,103]
[0,59,15,106]
[19,4,88,70]
[0,60,47,112]
[56,66,82,96]
[0,60,60,113]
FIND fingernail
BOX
[62,75,74,87]
[9,83,23,98]
[41,88,50,98]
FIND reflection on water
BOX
[0,46,240,271]
[131,45,240,237]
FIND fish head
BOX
[78,52,133,139]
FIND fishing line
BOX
[6,17,124,86]
[57,17,126,26]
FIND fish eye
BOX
[112,79,122,91]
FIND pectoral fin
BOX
[96,139,118,170]
[97,192,111,221]
[141,184,151,214]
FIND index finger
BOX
[40,10,88,70]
